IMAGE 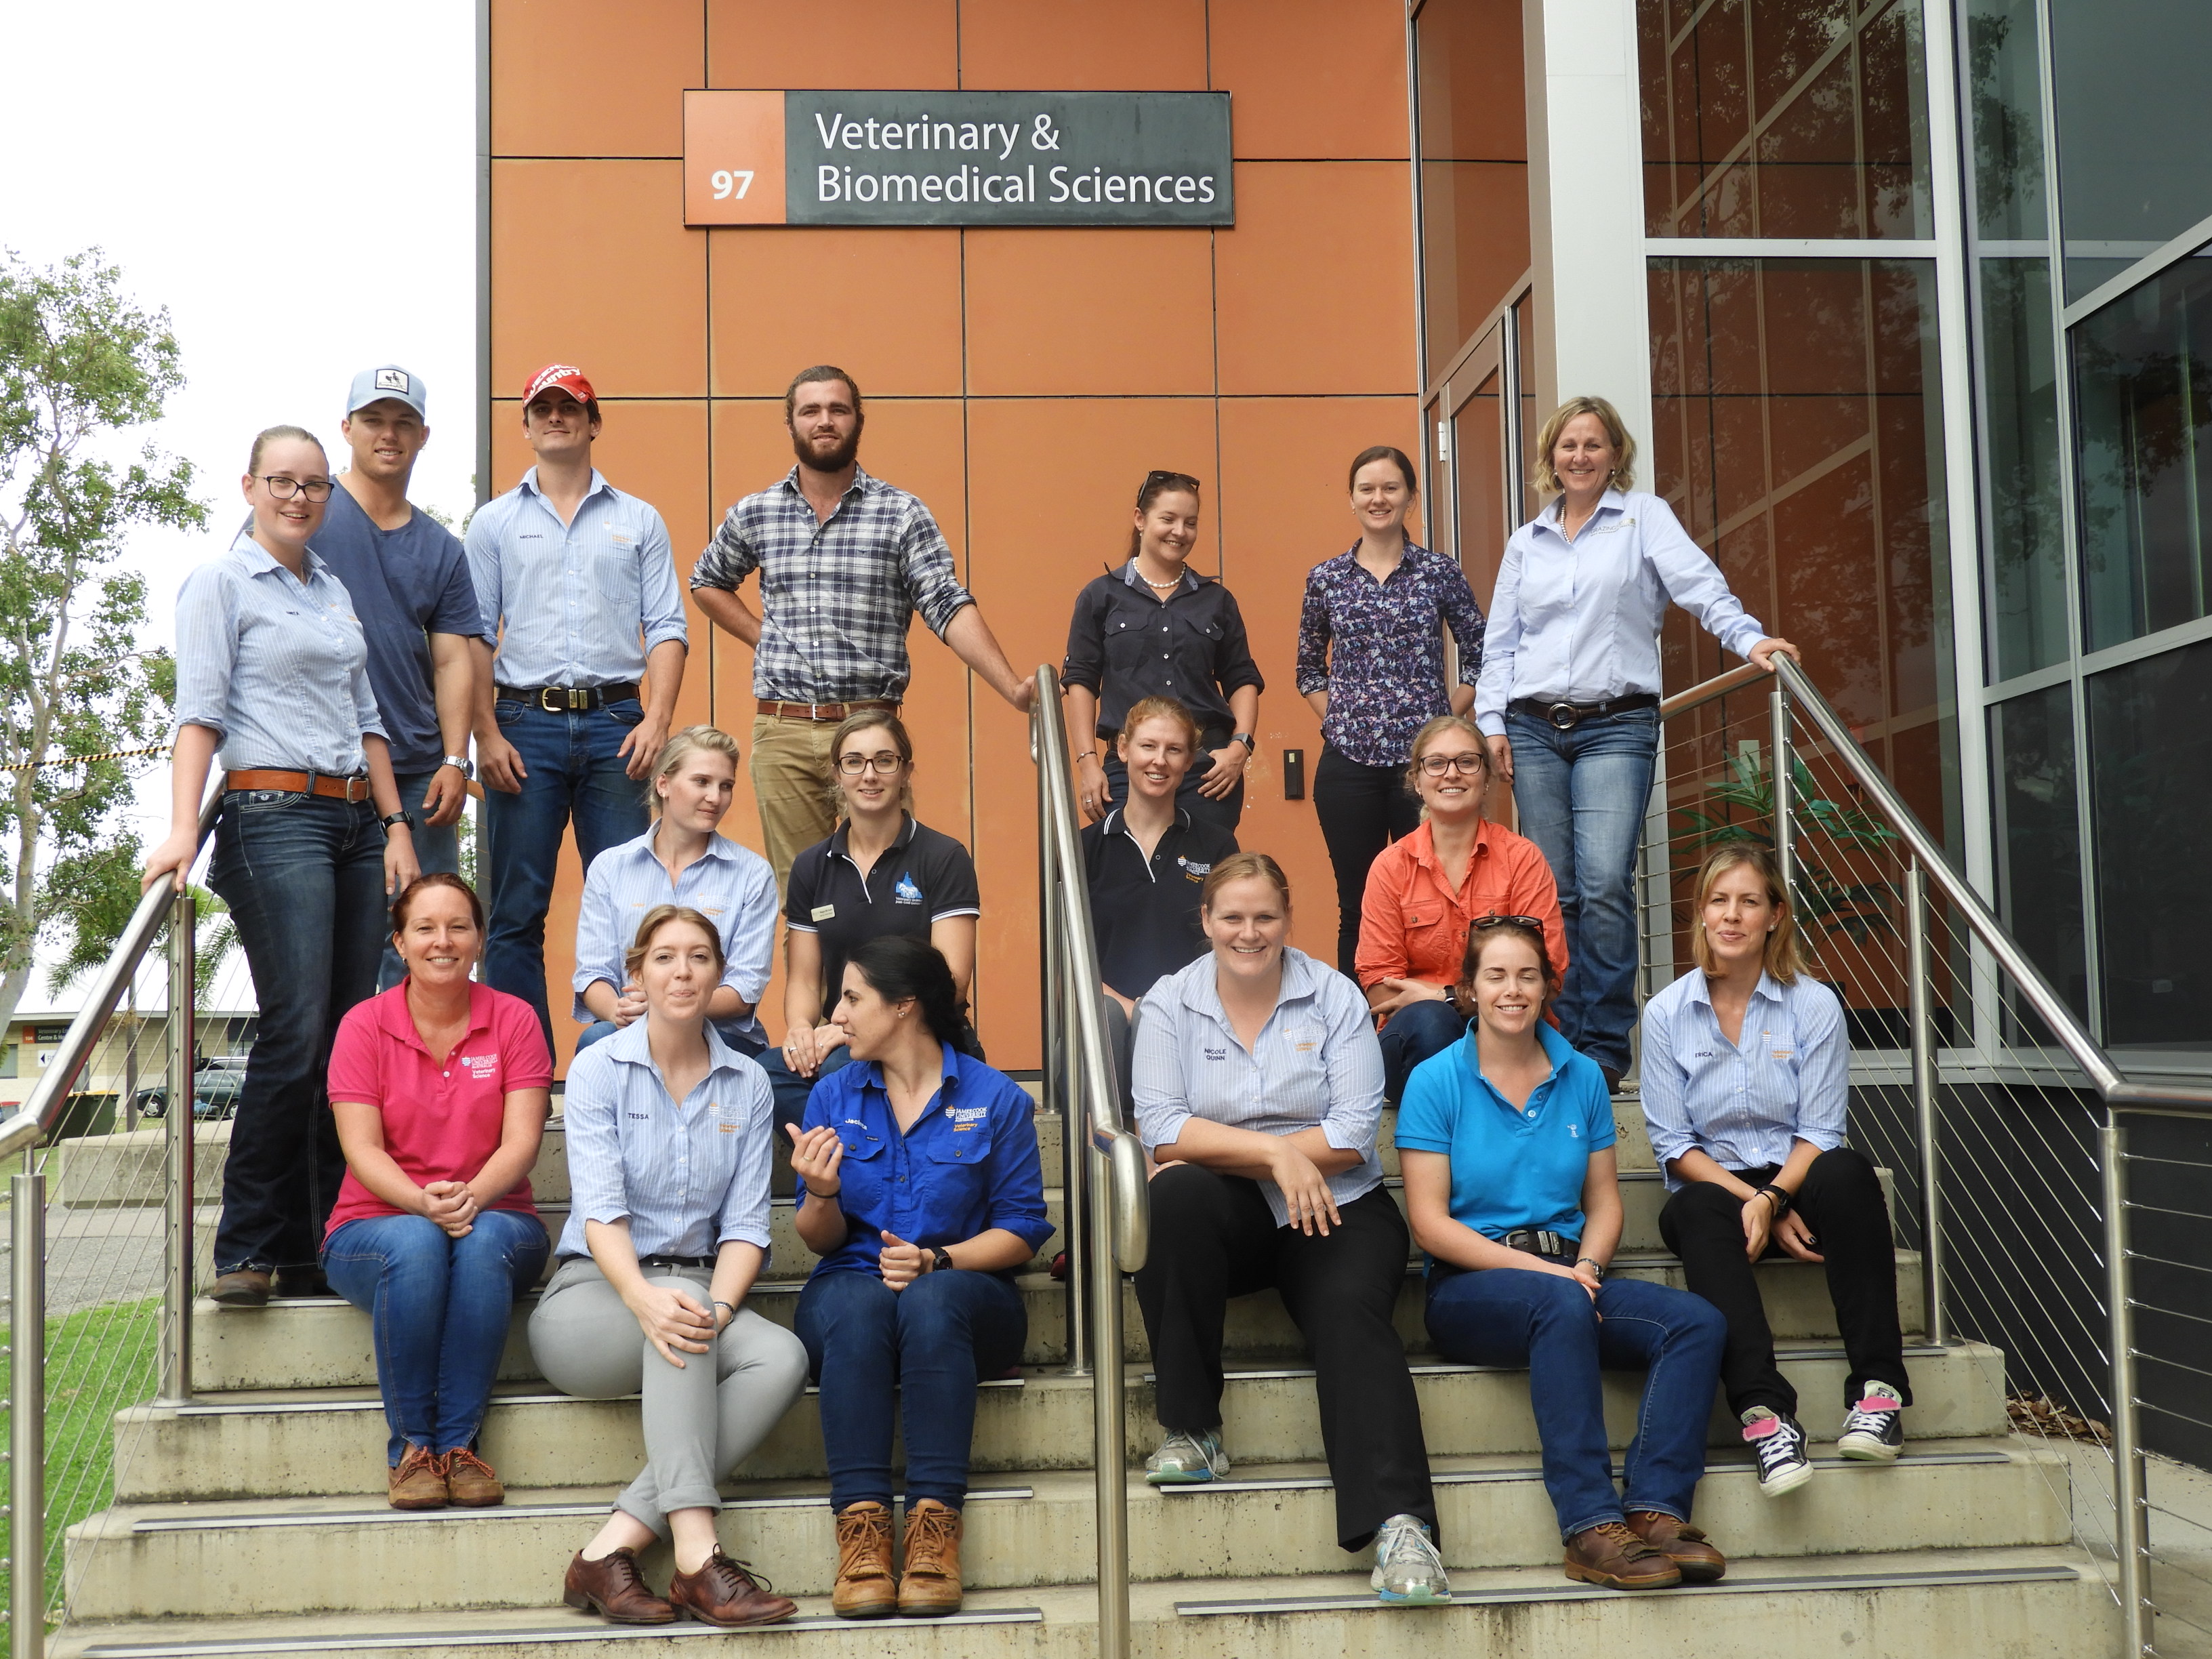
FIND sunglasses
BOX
[1471,914,1547,933]
[1138,468,1202,507]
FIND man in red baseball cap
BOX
[462,365,691,1047]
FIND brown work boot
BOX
[832,1501,897,1619]
[668,1549,797,1627]
[564,1547,676,1624]
[897,1498,964,1617]
[441,1446,505,1508]
[1563,1520,1683,1590]
[1626,1510,1727,1583]
[386,1443,447,1511]
[209,1268,271,1307]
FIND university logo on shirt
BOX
[893,872,924,905]
[459,1053,498,1080]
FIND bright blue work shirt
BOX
[796,1047,1053,1279]
[1393,1022,1616,1257]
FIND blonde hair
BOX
[1530,395,1637,497]
[1404,714,1490,798]
[623,905,726,983]
[651,725,739,817]
[1199,851,1291,914]
[1688,844,1807,983]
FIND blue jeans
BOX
[1426,1265,1725,1538]
[577,1017,766,1058]
[207,791,388,1275]
[323,1209,550,1465]
[1506,708,1659,1075]
[482,700,653,1048]
[1378,998,1467,1103]
[375,769,463,993]
[795,1267,1027,1511]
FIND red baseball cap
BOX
[522,363,596,405]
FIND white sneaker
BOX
[1741,1407,1815,1496]
[1838,1382,1906,1462]
[1145,1429,1228,1484]
[1370,1513,1451,1605]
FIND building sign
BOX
[684,90,1233,228]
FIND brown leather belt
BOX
[756,699,901,722]
[224,769,373,802]
[497,682,640,713]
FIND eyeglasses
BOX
[836,752,907,775]
[259,475,335,502]
[1137,468,1202,507]
[1471,914,1547,933]
[1416,752,1487,776]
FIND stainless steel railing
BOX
[1031,665,1150,1658]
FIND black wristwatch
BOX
[1230,732,1255,752]
[930,1247,955,1275]
[1756,1184,1793,1219]
[380,810,417,832]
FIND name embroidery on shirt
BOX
[1204,1046,1228,1062]
[893,873,924,906]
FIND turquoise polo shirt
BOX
[1393,1022,1616,1257]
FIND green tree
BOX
[0,249,203,1031]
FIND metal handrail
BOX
[1030,664,1148,1659]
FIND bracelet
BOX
[1076,750,1097,761]
[1755,1185,1792,1219]
[712,1300,735,1325]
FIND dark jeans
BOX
[207,791,388,1275]
[760,1023,985,1133]
[1426,1263,1725,1538]
[1658,1147,1912,1419]
[482,699,653,1050]
[1313,744,1421,977]
[375,768,464,993]
[323,1209,550,1464]
[1100,750,1243,837]
[1505,707,1658,1076]
[1378,998,1467,1103]
[794,1266,1027,1511]
[1134,1166,1435,1551]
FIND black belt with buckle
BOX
[1502,1227,1578,1258]
[1511,693,1660,731]
[638,1254,716,1270]
[497,682,641,714]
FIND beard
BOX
[791,423,861,475]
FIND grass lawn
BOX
[0,1296,159,1622]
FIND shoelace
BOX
[1376,1517,1443,1572]
[1748,1418,1805,1475]
[1164,1431,1218,1471]
[444,1448,495,1479]
[696,1553,775,1597]
[905,1506,960,1573]
[1589,1521,1654,1555]
[1842,1395,1902,1435]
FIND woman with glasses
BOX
[1062,469,1264,835]
[144,426,420,1307]
[1296,445,1488,975]
[1475,396,1797,1090]
[573,726,777,1059]
[760,712,983,1130]
[1356,714,1565,1103]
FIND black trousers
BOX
[1658,1146,1912,1419]
[1134,1166,1436,1551]
[1313,744,1421,977]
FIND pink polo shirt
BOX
[324,981,552,1237]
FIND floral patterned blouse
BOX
[1294,541,1486,767]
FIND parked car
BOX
[135,1056,247,1122]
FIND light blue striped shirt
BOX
[171,531,387,775]
[556,1019,775,1260]
[1639,967,1850,1191]
[572,827,777,1043]
[1473,489,1767,735]
[1132,946,1385,1227]
[465,467,689,689]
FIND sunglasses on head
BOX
[1471,914,1547,933]
[1138,468,1202,507]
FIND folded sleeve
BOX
[982,1082,1054,1251]
[560,1052,632,1227]
[1353,848,1411,989]
[170,563,237,742]
[1637,989,1698,1176]
[569,853,625,1022]
[899,498,975,638]
[1061,579,1107,696]
[1213,589,1265,695]
[716,1064,777,1250]
[1791,981,1850,1152]
[724,853,779,1007]
[1317,977,1385,1160]
[635,508,691,652]
[1130,981,1192,1154]
[691,504,759,593]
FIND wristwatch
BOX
[1756,1185,1793,1219]
[930,1247,955,1275]
[1576,1256,1606,1280]
[380,810,417,832]
[1230,732,1256,752]
[441,754,474,780]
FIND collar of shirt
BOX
[829,812,918,865]
[228,529,331,586]
[371,981,499,1057]
[611,825,743,874]
[1682,968,1786,1019]
[1532,488,1629,545]
[1176,944,1326,1028]
[518,466,613,514]
[1404,818,1503,901]
[1326,539,1435,581]
[596,1011,750,1089]
[1115,559,1203,597]
[775,462,875,512]
[848,1041,962,1127]
[1458,1020,1574,1121]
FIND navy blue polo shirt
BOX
[1081,806,1237,1001]
[785,815,981,1024]
[796,1047,1054,1277]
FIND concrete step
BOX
[45,1545,2115,1659]
[115,1340,2004,1502]
[62,1437,2075,1618]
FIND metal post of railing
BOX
[156,890,195,1406]
[1088,1113,1130,1659]
[2102,1118,2153,1656]
[1769,676,1794,897]
[1038,729,1087,1377]
[10,1169,46,1659]
[1904,862,1947,1347]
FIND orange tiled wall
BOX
[490,0,1426,1071]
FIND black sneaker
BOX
[1740,1407,1814,1496]
[1838,1383,1906,1462]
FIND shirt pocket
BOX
[592,533,642,607]
[1103,613,1153,680]
[1402,907,1460,978]
[828,1124,888,1216]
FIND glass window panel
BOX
[1638,0,1932,240]
[2072,257,2212,651]
[2050,1,2212,300]
[1512,289,1536,526]
[2087,639,2212,1048]
[1988,684,2090,1026]
[1965,0,2047,243]
[1416,0,1529,372]
[1453,371,1509,606]
[1979,260,2068,676]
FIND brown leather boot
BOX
[1626,1510,1726,1583]
[1563,1520,1682,1590]
[832,1501,897,1619]
[897,1499,964,1617]
[441,1447,505,1508]
[667,1549,797,1627]
[209,1269,271,1307]
[564,1547,677,1624]
[386,1443,447,1511]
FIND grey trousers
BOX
[528,1258,809,1534]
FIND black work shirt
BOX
[1081,807,1240,1001]
[1061,562,1265,741]
[786,815,981,1023]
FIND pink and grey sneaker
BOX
[1838,1383,1906,1462]
[1741,1407,1814,1496]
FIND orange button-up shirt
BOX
[1354,817,1568,994]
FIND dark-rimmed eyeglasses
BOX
[836,752,907,775]
[1416,752,1486,776]
[1471,914,1547,933]
[1137,468,1202,507]
[258,475,335,502]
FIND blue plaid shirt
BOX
[689,465,974,703]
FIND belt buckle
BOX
[1546,701,1580,731]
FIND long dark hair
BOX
[846,935,966,1045]
[1130,468,1202,560]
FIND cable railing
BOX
[1638,656,2212,1656]
[1029,663,1150,1659]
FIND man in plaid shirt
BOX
[691,365,1033,882]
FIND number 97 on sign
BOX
[710,169,754,201]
